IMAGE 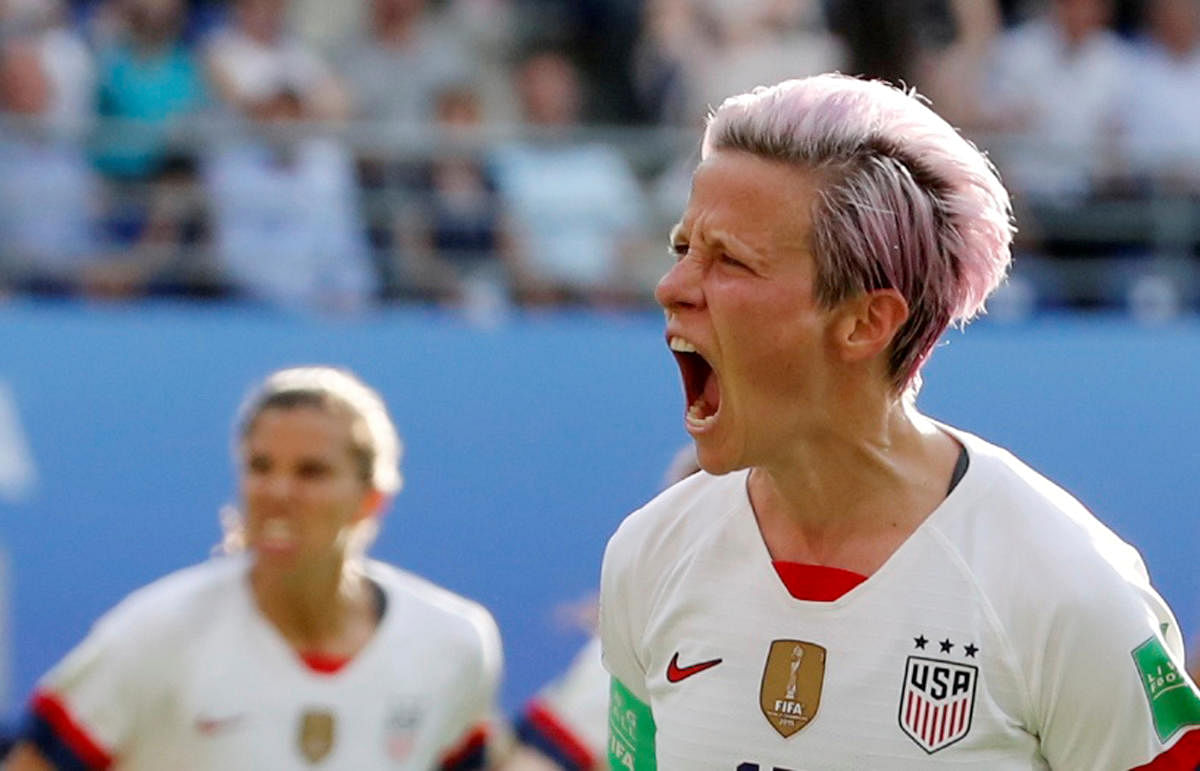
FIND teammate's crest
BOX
[759,640,826,737]
[383,699,424,763]
[298,708,336,763]
[899,656,977,753]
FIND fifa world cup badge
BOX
[759,640,826,737]
[298,708,336,763]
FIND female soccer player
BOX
[7,366,502,770]
[600,73,1200,769]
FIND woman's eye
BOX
[670,242,689,260]
[720,253,747,270]
[297,462,330,480]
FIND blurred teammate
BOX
[504,637,606,771]
[504,447,700,771]
[6,366,502,770]
[600,73,1200,768]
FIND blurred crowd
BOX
[0,0,1198,316]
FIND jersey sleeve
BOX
[1034,570,1200,770]
[599,519,650,703]
[438,606,504,771]
[21,598,165,770]
[515,636,607,770]
[599,516,659,770]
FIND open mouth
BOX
[255,517,297,552]
[669,336,720,430]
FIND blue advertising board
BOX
[0,303,1196,722]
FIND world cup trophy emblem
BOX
[759,640,826,738]
[298,708,336,763]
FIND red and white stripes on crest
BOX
[905,689,971,748]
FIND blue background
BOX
[0,303,1197,719]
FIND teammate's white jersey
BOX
[27,555,502,770]
[516,636,607,770]
[600,427,1200,770]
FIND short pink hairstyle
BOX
[703,74,1014,390]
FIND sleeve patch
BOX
[1132,637,1200,742]
[608,678,656,771]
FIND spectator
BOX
[439,0,518,122]
[687,0,845,124]
[981,0,1134,202]
[1101,0,1200,314]
[205,0,348,123]
[288,0,367,54]
[200,0,371,310]
[202,86,376,310]
[1,0,94,135]
[1122,0,1200,191]
[82,153,216,300]
[0,34,102,293]
[826,0,965,87]
[337,0,492,297]
[916,0,1004,129]
[509,0,643,124]
[631,0,706,126]
[634,0,843,128]
[492,47,652,307]
[824,0,1004,129]
[976,0,1144,309]
[337,0,475,128]
[91,0,208,181]
[391,84,518,311]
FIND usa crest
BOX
[298,708,336,763]
[759,640,826,738]
[383,699,424,763]
[898,656,977,753]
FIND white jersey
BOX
[515,636,607,770]
[600,427,1200,770]
[26,555,502,770]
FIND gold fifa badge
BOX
[298,708,336,763]
[760,640,826,738]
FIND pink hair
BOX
[703,74,1014,390]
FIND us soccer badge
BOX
[759,640,826,737]
[899,635,979,753]
[298,708,336,763]
[383,698,425,763]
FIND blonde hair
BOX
[218,366,402,555]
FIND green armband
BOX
[608,677,656,771]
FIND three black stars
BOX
[913,635,978,657]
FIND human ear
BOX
[355,488,387,523]
[836,289,910,364]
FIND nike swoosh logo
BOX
[666,652,723,683]
[195,714,246,735]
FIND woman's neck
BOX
[250,557,378,657]
[747,407,960,574]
